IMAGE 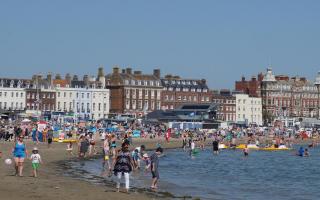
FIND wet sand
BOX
[0,138,184,200]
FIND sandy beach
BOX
[0,138,185,200]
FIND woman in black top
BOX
[113,141,133,192]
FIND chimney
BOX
[113,67,120,74]
[241,76,245,81]
[47,73,52,86]
[201,79,207,85]
[173,76,181,79]
[122,69,126,74]
[134,71,142,75]
[32,75,37,81]
[126,68,132,75]
[55,74,61,80]
[258,73,264,81]
[97,67,104,78]
[83,75,89,85]
[65,73,72,84]
[251,76,257,81]
[153,69,161,79]
[73,75,78,81]
[165,74,173,79]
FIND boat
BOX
[53,138,77,143]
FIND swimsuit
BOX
[13,143,26,158]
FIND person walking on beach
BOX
[78,135,89,158]
[102,134,111,177]
[47,127,54,148]
[30,147,42,178]
[150,147,163,190]
[113,141,134,193]
[12,135,28,176]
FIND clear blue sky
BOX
[1,0,320,89]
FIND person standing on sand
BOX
[113,141,134,193]
[12,135,28,176]
[30,147,42,178]
[150,147,163,190]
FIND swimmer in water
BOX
[243,145,249,157]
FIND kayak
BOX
[236,144,259,149]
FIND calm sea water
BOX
[70,146,320,200]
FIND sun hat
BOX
[143,153,149,158]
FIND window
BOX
[69,102,72,110]
[58,102,61,110]
[178,96,182,101]
[21,93,23,98]
[70,92,72,98]
[87,93,90,98]
[104,103,106,111]
[58,92,60,97]
[81,93,84,98]
[193,96,197,102]
[63,102,66,110]
[98,103,101,111]
[132,100,136,109]
[87,103,90,112]
[93,103,95,111]
[11,92,14,97]
[64,92,66,97]
[16,92,18,97]
[138,100,142,109]
[145,90,149,97]
[20,102,23,109]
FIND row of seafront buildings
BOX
[1,66,319,127]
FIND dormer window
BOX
[66,84,69,88]
[125,80,129,85]
[150,81,154,86]
[138,81,141,85]
[144,81,148,86]
[10,80,14,87]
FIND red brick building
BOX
[212,90,236,122]
[235,74,264,97]
[106,67,162,115]
[161,75,212,110]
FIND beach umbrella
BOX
[22,118,31,123]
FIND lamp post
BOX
[314,71,320,119]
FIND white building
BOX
[236,94,262,126]
[0,79,26,111]
[55,83,110,120]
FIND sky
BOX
[1,0,320,89]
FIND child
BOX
[132,149,140,169]
[304,148,310,157]
[143,153,151,172]
[30,147,42,178]
[66,142,74,156]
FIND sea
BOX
[66,146,320,200]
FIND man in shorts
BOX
[150,147,163,189]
